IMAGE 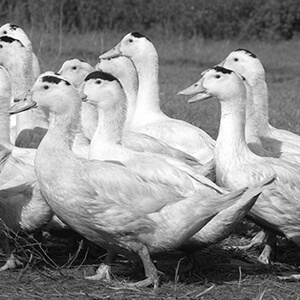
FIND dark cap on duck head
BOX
[212,66,233,74]
[131,32,151,42]
[0,36,24,47]
[234,48,257,58]
[42,75,71,86]
[84,70,119,83]
[9,24,20,31]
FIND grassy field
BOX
[2,30,300,299]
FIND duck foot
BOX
[0,253,23,271]
[127,276,159,289]
[134,245,160,290]
[85,250,116,281]
[85,263,111,281]
[278,274,300,281]
[257,232,276,265]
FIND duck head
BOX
[81,70,125,112]
[178,66,247,104]
[0,23,32,49]
[9,73,80,116]
[57,58,95,88]
[99,32,154,60]
[219,49,265,86]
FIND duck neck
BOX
[251,77,269,135]
[215,98,250,176]
[134,48,162,119]
[90,100,126,158]
[0,97,11,146]
[7,55,34,98]
[120,74,138,131]
[46,112,77,150]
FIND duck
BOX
[0,65,54,271]
[0,181,53,271]
[0,23,40,79]
[95,56,205,170]
[9,72,274,287]
[0,65,36,186]
[82,70,218,196]
[218,49,300,163]
[99,32,215,165]
[179,66,300,265]
[0,36,48,148]
[56,58,98,141]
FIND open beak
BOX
[177,78,212,103]
[99,43,122,59]
[8,94,37,115]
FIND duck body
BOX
[100,32,215,164]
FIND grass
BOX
[2,29,300,299]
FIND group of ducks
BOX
[0,22,299,288]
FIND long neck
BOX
[251,77,269,135]
[215,97,251,180]
[120,74,138,131]
[45,112,77,150]
[90,100,126,158]
[0,96,11,145]
[7,55,34,98]
[135,49,162,116]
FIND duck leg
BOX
[129,245,159,289]
[257,232,276,264]
[85,250,116,281]
[0,236,23,271]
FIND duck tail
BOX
[184,175,276,249]
[0,145,11,174]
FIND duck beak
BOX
[99,43,122,59]
[77,83,88,102]
[8,94,37,115]
[178,78,212,103]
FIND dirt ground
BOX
[1,223,300,300]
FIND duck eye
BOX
[3,31,6,34]
[215,75,221,79]
[95,80,101,84]
[129,39,133,43]
[44,85,49,90]
[0,44,3,49]
[234,58,239,62]
[72,66,77,70]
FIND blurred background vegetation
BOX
[1,0,300,40]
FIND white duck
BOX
[99,32,215,165]
[179,66,300,265]
[0,23,40,79]
[10,72,273,287]
[0,36,48,147]
[219,49,300,163]
[95,57,204,169]
[0,65,36,185]
[0,181,53,271]
[82,70,218,196]
[0,65,54,271]
[56,57,97,141]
